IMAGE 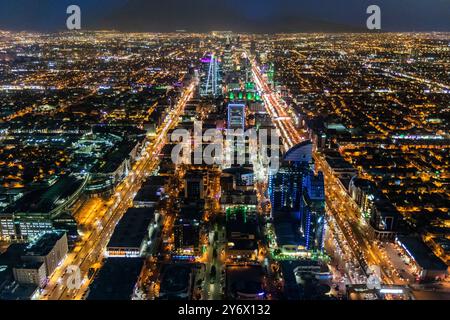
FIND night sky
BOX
[0,0,449,32]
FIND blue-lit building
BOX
[268,141,313,214]
[301,172,325,251]
[269,141,326,252]
[268,163,307,213]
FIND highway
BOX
[38,81,196,300]
[250,57,305,150]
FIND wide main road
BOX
[39,82,196,300]
[314,153,402,285]
[250,56,305,150]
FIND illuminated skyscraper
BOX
[227,103,246,130]
[223,36,233,73]
[224,103,247,167]
[200,53,222,97]
[268,141,313,214]
[301,172,325,251]
[269,141,324,251]
[268,162,307,213]
[267,62,275,88]
[173,220,200,256]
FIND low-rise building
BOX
[396,235,448,282]
[133,176,168,208]
[225,207,259,261]
[87,258,145,300]
[226,265,265,300]
[21,231,68,278]
[158,263,195,300]
[106,208,159,258]
[12,261,46,288]
[0,176,85,241]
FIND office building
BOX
[227,103,246,130]
[158,263,195,300]
[21,231,68,278]
[396,236,448,282]
[173,220,200,257]
[107,208,159,258]
[225,207,259,261]
[12,261,46,288]
[133,175,168,208]
[87,258,144,300]
[184,172,204,200]
[268,141,313,214]
[226,265,265,300]
[200,53,221,97]
[301,172,326,251]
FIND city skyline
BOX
[0,3,449,306]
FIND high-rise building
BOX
[173,220,200,256]
[225,207,259,261]
[184,172,204,200]
[227,103,245,130]
[268,141,313,213]
[200,53,222,97]
[301,172,326,251]
[269,141,325,252]
[225,103,247,167]
[267,62,275,88]
[173,203,203,257]
[250,41,257,55]
[268,162,308,213]
[348,177,399,240]
[223,36,233,73]
[20,231,68,279]
[13,261,47,288]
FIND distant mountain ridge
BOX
[0,0,449,32]
[97,0,364,33]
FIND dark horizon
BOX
[1,0,449,33]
